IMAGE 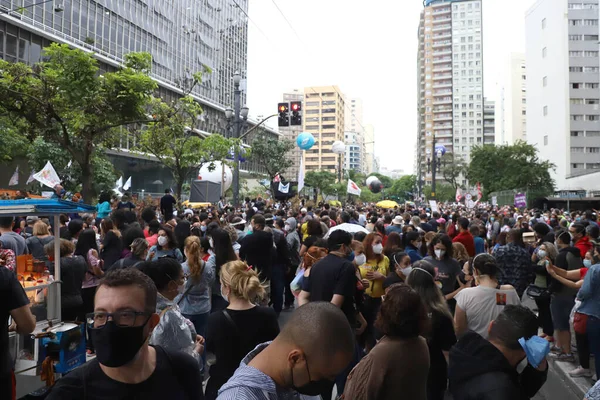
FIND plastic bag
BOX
[290,267,305,294]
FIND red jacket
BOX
[574,236,593,258]
[453,231,476,257]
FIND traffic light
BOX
[278,102,290,127]
[290,101,302,126]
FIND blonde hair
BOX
[424,231,436,244]
[184,236,205,279]
[33,221,50,236]
[220,260,266,302]
[452,242,469,262]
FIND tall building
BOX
[364,124,375,174]
[344,97,367,173]
[416,0,486,189]
[303,86,346,174]
[525,0,600,192]
[0,0,278,190]
[484,98,496,146]
[495,53,527,145]
[281,90,304,180]
[344,130,362,172]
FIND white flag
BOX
[26,169,36,184]
[66,160,72,169]
[33,161,61,188]
[278,182,290,194]
[8,166,19,186]
[347,179,361,196]
[297,157,305,193]
[123,176,132,191]
[116,176,123,189]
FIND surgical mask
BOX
[90,320,149,368]
[584,259,592,268]
[354,254,366,266]
[209,238,214,249]
[401,266,413,276]
[537,250,547,259]
[490,217,495,222]
[414,241,422,248]
[434,249,446,259]
[291,360,334,396]
[518,335,550,369]
[200,225,207,232]
[220,285,229,302]
[346,251,355,262]
[157,236,168,247]
[372,244,383,255]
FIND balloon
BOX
[366,176,378,186]
[296,132,315,150]
[331,140,346,154]
[198,162,233,191]
[435,145,447,156]
[369,179,382,194]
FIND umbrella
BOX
[376,200,399,209]
[324,223,369,238]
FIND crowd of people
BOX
[2,190,600,399]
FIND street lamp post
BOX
[225,71,248,207]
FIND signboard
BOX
[467,200,475,209]
[428,200,438,213]
[514,192,527,208]
[491,196,498,207]
[465,193,472,201]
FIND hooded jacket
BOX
[217,342,319,400]
[285,217,301,267]
[448,331,547,400]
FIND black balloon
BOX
[369,179,382,193]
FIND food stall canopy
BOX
[0,199,96,216]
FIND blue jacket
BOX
[405,245,423,264]
[176,259,215,315]
[578,264,600,319]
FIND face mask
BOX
[200,225,207,232]
[584,259,592,268]
[518,335,550,369]
[401,266,413,276]
[346,251,355,262]
[414,241,422,248]
[285,225,293,232]
[209,238,214,249]
[354,254,366,265]
[220,285,229,302]
[90,320,149,368]
[157,236,168,247]
[490,217,495,222]
[291,360,334,396]
[372,244,383,255]
[426,241,431,247]
[434,249,446,259]
[537,250,547,259]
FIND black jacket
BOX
[448,331,547,400]
[239,230,273,281]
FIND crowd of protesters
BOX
[3,190,600,399]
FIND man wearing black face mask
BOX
[47,268,203,400]
[217,302,354,400]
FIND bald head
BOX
[279,302,354,362]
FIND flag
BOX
[115,176,123,189]
[273,173,281,183]
[26,169,36,184]
[455,187,462,202]
[297,158,305,192]
[123,176,132,191]
[33,161,61,188]
[476,182,483,200]
[347,179,361,196]
[66,160,72,169]
[278,182,290,194]
[8,166,19,186]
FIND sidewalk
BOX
[548,357,595,400]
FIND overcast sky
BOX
[245,0,537,175]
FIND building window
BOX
[571,131,583,137]
[542,18,546,29]
[587,115,600,121]
[572,83,582,89]
[587,163,600,169]
[543,106,548,116]
[588,147,600,153]
[571,146,585,152]
[569,51,582,57]
[570,66,584,72]
[571,115,584,121]
[544,135,548,145]
[572,163,583,168]
[584,51,599,57]
[542,47,547,58]
[586,83,599,89]
[587,131,600,136]
[543,76,547,86]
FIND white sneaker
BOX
[569,367,593,378]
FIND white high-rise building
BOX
[496,53,527,145]
[344,98,367,173]
[417,0,487,190]
[526,0,600,192]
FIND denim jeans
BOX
[270,264,285,313]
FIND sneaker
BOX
[569,367,593,377]
[554,353,576,362]
[550,345,563,353]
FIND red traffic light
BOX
[291,103,299,111]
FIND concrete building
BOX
[303,86,346,174]
[344,130,363,172]
[495,53,527,145]
[526,0,600,192]
[0,0,278,192]
[484,98,496,149]
[364,124,376,174]
[345,98,367,173]
[416,0,486,189]
[281,90,304,180]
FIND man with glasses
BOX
[48,268,203,399]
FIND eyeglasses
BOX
[86,311,151,328]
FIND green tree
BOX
[441,154,468,190]
[423,183,455,202]
[0,119,30,162]
[467,141,555,198]
[370,173,393,189]
[249,134,294,181]
[359,187,382,203]
[388,175,417,200]
[347,169,367,185]
[0,43,158,201]
[304,170,336,201]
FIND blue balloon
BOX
[435,145,447,156]
[296,132,315,150]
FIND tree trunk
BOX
[80,161,95,204]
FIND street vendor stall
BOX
[0,199,96,398]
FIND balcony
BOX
[433,81,452,89]
[433,89,452,96]
[433,32,452,40]
[434,123,453,130]
[433,115,453,122]
[433,66,452,73]
[432,7,451,15]
[432,40,452,48]
[433,74,453,81]
[432,24,451,32]
[433,106,453,112]
[432,16,452,24]
[434,97,453,105]
[432,57,452,64]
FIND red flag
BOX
[477,182,482,200]
[273,173,281,183]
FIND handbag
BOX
[525,284,550,300]
[573,312,589,335]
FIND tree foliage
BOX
[388,175,417,200]
[441,154,468,190]
[423,183,455,202]
[467,141,555,197]
[249,134,294,181]
[0,118,30,161]
[0,43,158,200]
[304,170,337,201]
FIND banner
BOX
[26,169,36,185]
[123,176,132,191]
[33,161,61,188]
[429,200,438,213]
[455,187,462,202]
[278,182,290,194]
[476,182,482,200]
[347,179,361,196]
[8,166,19,186]
[273,173,281,183]
[297,157,305,192]
[491,196,498,207]
[514,193,527,208]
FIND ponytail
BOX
[184,236,205,279]
[220,260,267,302]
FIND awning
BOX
[0,199,96,216]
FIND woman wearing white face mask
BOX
[205,260,279,400]
[530,242,558,342]
[359,233,390,352]
[424,234,463,313]
[146,226,184,262]
[383,251,412,289]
